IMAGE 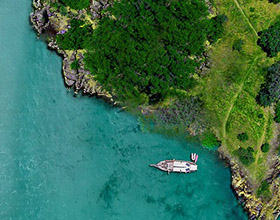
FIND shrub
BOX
[237,132,249,142]
[206,15,227,43]
[201,132,220,149]
[257,21,280,57]
[71,60,79,70]
[257,62,280,107]
[232,39,244,52]
[261,143,270,153]
[235,147,255,165]
[274,102,280,123]
[56,19,94,50]
[257,180,272,201]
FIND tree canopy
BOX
[80,0,225,103]
[235,147,255,165]
[261,143,270,153]
[237,132,249,142]
[201,132,220,149]
[56,19,93,50]
[258,21,280,57]
[257,62,280,106]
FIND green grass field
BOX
[193,0,280,184]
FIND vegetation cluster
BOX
[201,132,220,149]
[237,132,249,142]
[261,143,270,153]
[257,62,280,107]
[257,180,272,201]
[258,21,280,57]
[234,147,255,165]
[156,96,203,128]
[55,0,225,105]
[56,19,93,50]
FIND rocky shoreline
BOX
[219,149,280,220]
[30,1,280,219]
[30,0,116,104]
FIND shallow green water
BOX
[0,1,248,219]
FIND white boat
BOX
[150,159,197,174]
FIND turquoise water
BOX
[0,1,247,219]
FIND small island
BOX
[31,0,280,219]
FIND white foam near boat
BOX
[150,154,198,174]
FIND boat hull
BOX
[150,159,197,174]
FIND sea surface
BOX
[0,1,247,219]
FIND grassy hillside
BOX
[193,0,280,184]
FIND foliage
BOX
[237,132,249,142]
[156,96,203,127]
[261,143,270,153]
[232,39,244,52]
[257,180,272,201]
[207,15,227,43]
[59,5,67,16]
[257,62,280,107]
[257,21,280,57]
[274,102,280,123]
[71,60,79,70]
[235,147,255,165]
[201,132,220,149]
[59,0,90,10]
[83,0,225,103]
[56,19,93,50]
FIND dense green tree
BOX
[59,0,90,10]
[235,147,255,165]
[261,143,270,153]
[56,19,93,50]
[257,62,280,106]
[258,21,280,57]
[207,14,227,43]
[82,0,225,103]
[237,132,249,142]
[201,132,220,149]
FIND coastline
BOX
[219,148,280,220]
[30,0,280,219]
[30,0,116,104]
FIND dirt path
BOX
[222,57,258,139]
[233,0,258,38]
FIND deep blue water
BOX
[0,0,247,219]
